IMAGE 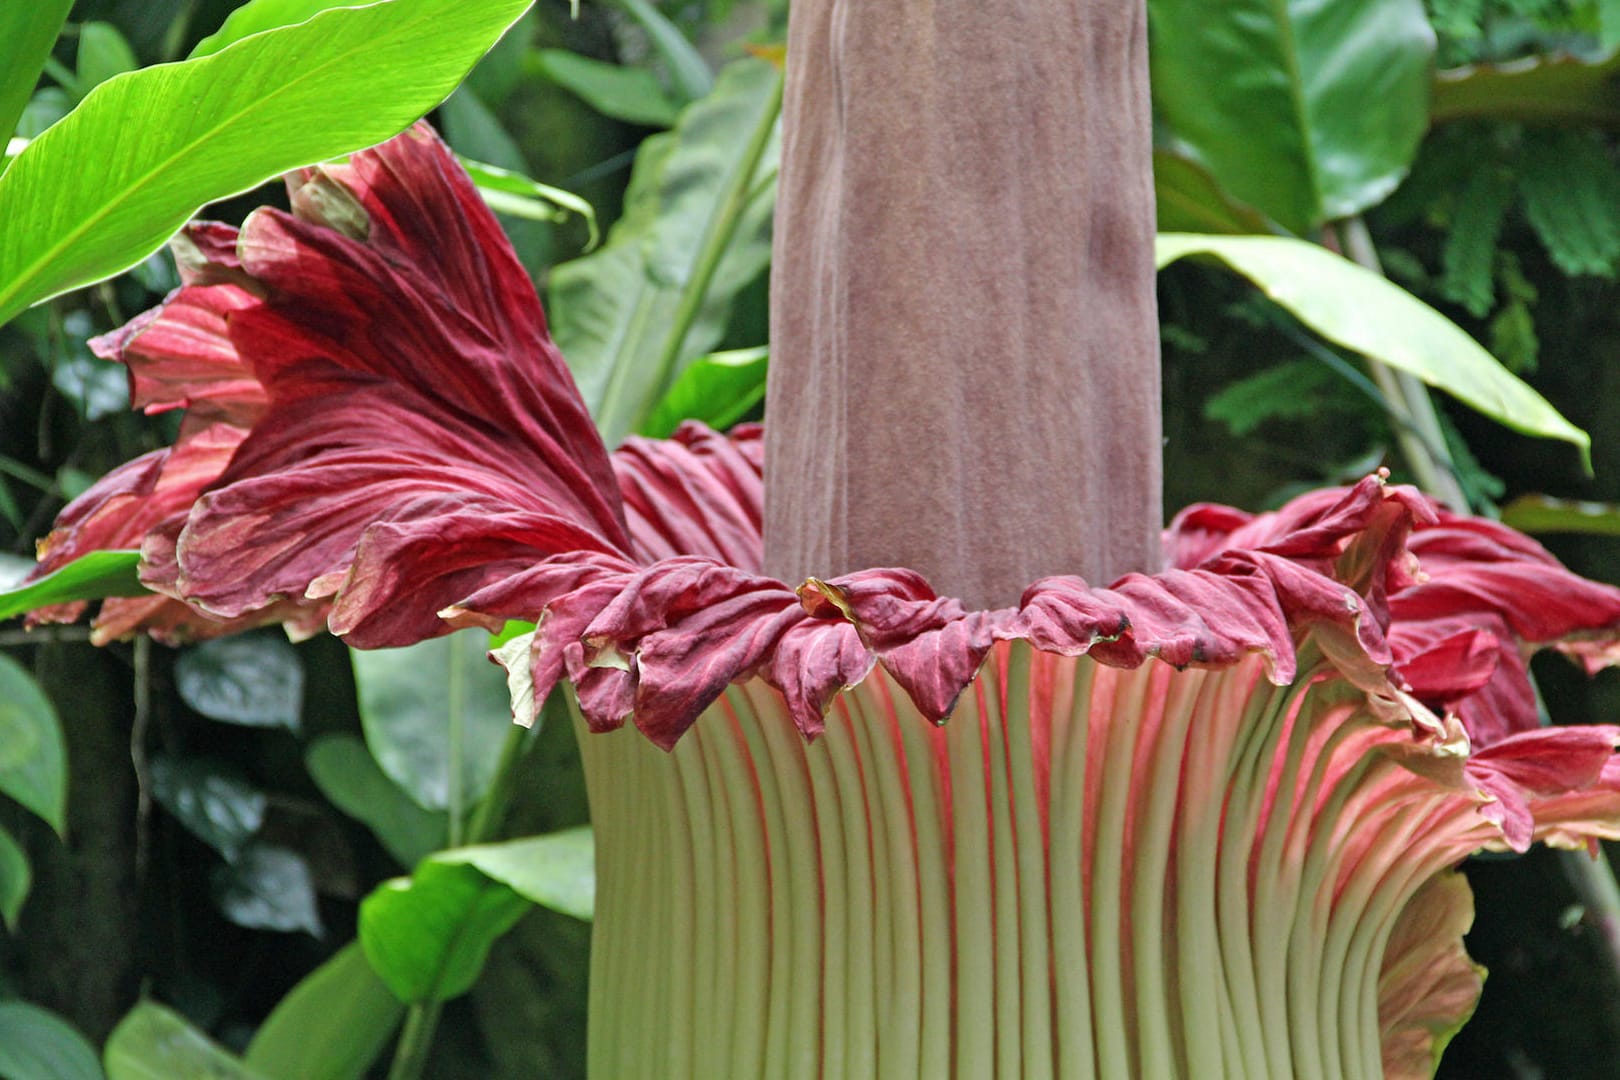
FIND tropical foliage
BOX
[3,1,1620,1076]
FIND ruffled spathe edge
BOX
[478,476,1431,749]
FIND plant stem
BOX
[386,1002,443,1080]
[465,718,538,843]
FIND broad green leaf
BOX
[550,58,781,444]
[305,735,446,867]
[0,2,73,143]
[433,827,594,922]
[190,0,357,59]
[1606,0,1620,52]
[0,824,30,930]
[103,1002,265,1080]
[0,550,145,624]
[148,756,267,862]
[1432,51,1620,128]
[614,0,712,103]
[244,944,403,1080]
[0,0,534,328]
[536,49,681,127]
[1501,495,1620,537]
[0,654,66,834]
[0,1000,103,1080]
[352,629,514,813]
[174,632,304,732]
[1149,0,1434,234]
[1155,233,1591,465]
[1153,149,1276,237]
[74,24,138,98]
[210,844,323,936]
[359,861,530,1004]
[641,346,767,438]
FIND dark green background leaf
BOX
[210,844,323,937]
[536,49,681,127]
[0,1,73,143]
[351,630,514,814]
[1501,495,1620,536]
[1149,0,1435,233]
[550,57,780,444]
[613,0,712,103]
[148,756,267,862]
[174,632,304,732]
[243,944,403,1080]
[1153,149,1277,236]
[0,1000,103,1080]
[0,824,29,930]
[1432,51,1620,127]
[0,653,67,833]
[74,24,138,98]
[305,735,446,867]
[103,1002,264,1080]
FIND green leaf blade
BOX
[243,944,403,1080]
[104,1003,265,1080]
[0,550,145,624]
[351,630,515,814]
[640,346,767,438]
[1149,0,1434,233]
[0,1,73,143]
[359,861,530,1004]
[536,49,681,127]
[0,0,534,328]
[432,827,595,922]
[189,0,357,59]
[0,824,31,931]
[1155,233,1591,464]
[174,633,304,732]
[0,999,104,1080]
[0,653,67,834]
[305,735,447,867]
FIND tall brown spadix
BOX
[765,3,1163,610]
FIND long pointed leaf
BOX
[0,0,533,328]
[244,944,404,1080]
[0,550,144,624]
[0,1,73,144]
[1156,233,1590,464]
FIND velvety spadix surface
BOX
[28,126,1620,1078]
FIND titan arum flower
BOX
[22,32,1620,1080]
